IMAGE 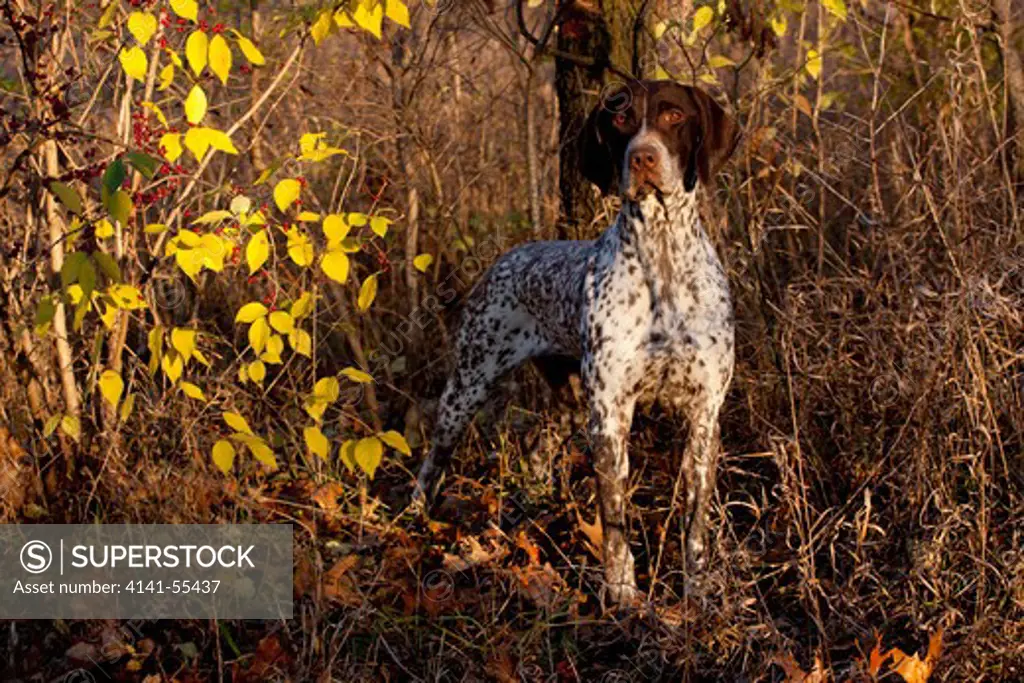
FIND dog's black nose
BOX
[629,145,658,172]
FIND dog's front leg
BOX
[584,357,641,607]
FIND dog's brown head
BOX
[580,80,740,200]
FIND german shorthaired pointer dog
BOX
[414,80,740,605]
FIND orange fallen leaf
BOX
[772,651,827,683]
[868,635,890,678]
[322,554,362,606]
[889,628,943,683]
[575,509,603,560]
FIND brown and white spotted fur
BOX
[414,80,740,606]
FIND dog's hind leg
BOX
[414,305,552,506]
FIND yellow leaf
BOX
[184,127,211,161]
[357,274,378,311]
[339,439,357,471]
[311,9,334,45]
[167,49,183,68]
[108,284,147,309]
[193,209,233,225]
[334,9,355,28]
[822,0,847,21]
[223,411,254,435]
[805,49,822,80]
[413,253,433,272]
[260,334,284,364]
[313,376,340,402]
[233,31,265,65]
[171,327,196,362]
[353,436,384,478]
[98,369,124,409]
[169,0,198,22]
[185,30,208,77]
[247,360,266,383]
[379,429,411,456]
[273,178,301,213]
[160,133,183,162]
[289,328,312,356]
[141,100,168,126]
[347,212,368,227]
[304,396,328,422]
[200,127,239,154]
[118,46,148,81]
[708,54,736,68]
[235,302,268,323]
[208,34,232,85]
[246,438,278,469]
[268,310,293,334]
[127,11,158,45]
[304,425,330,459]
[175,248,205,280]
[770,14,787,37]
[385,0,410,28]
[60,414,81,441]
[322,214,350,243]
[692,6,714,32]
[297,211,321,222]
[212,439,235,473]
[369,216,390,238]
[192,348,211,367]
[340,367,373,384]
[353,0,384,39]
[147,326,163,376]
[248,316,270,354]
[94,219,114,239]
[158,63,174,90]
[161,350,184,383]
[180,381,206,400]
[184,84,207,125]
[247,229,270,274]
[321,249,350,283]
[291,291,314,319]
[119,393,135,422]
[286,228,313,267]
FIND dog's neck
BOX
[618,186,709,303]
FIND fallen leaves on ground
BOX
[865,629,943,683]
[773,651,827,682]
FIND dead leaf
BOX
[772,651,827,683]
[868,635,890,678]
[443,535,506,571]
[65,641,100,664]
[312,481,344,513]
[511,562,565,609]
[888,628,943,683]
[515,529,541,565]
[322,554,362,606]
[239,633,289,682]
[575,509,602,560]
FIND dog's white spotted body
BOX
[414,81,740,606]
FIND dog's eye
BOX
[663,109,685,124]
[613,113,627,126]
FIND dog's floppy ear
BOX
[578,104,616,195]
[689,88,740,187]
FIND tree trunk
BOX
[994,0,1024,183]
[554,0,652,240]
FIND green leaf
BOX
[105,189,132,228]
[49,181,83,216]
[124,151,160,179]
[101,159,126,199]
